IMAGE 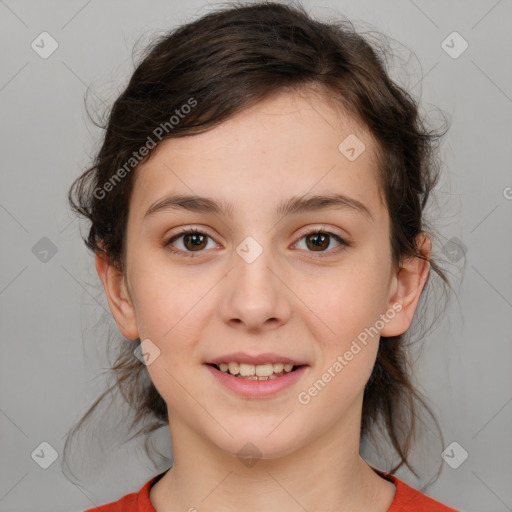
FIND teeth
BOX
[215,362,297,377]
[227,362,239,375]
[256,363,274,376]
[273,363,284,373]
[240,363,256,377]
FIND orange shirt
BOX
[84,467,460,511]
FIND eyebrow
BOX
[143,192,373,221]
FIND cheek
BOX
[296,257,391,341]
[295,267,386,413]
[296,341,379,432]
[127,260,195,343]
[128,264,223,376]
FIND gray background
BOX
[1,0,511,511]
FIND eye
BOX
[164,226,351,258]
[293,228,351,257]
[165,227,218,257]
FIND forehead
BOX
[130,89,385,221]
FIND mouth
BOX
[204,361,309,398]
[206,362,305,381]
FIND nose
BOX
[218,245,292,333]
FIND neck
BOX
[149,409,396,512]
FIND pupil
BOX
[308,233,328,251]
[185,233,206,250]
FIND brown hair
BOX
[64,0,451,484]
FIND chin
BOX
[209,425,304,462]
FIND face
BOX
[99,89,428,461]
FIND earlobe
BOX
[95,251,139,340]
[380,234,432,337]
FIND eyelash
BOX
[164,227,351,259]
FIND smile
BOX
[213,362,297,380]
[205,363,308,398]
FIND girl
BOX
[66,2,460,510]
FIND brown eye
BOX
[165,228,216,256]
[294,230,350,257]
[165,227,350,259]
[182,232,207,251]
[305,232,330,251]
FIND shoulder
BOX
[373,468,460,512]
[83,467,461,512]
[82,471,167,512]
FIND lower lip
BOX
[204,364,308,398]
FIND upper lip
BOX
[206,352,308,366]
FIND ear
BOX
[95,249,139,340]
[380,233,431,337]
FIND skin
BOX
[96,88,431,512]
